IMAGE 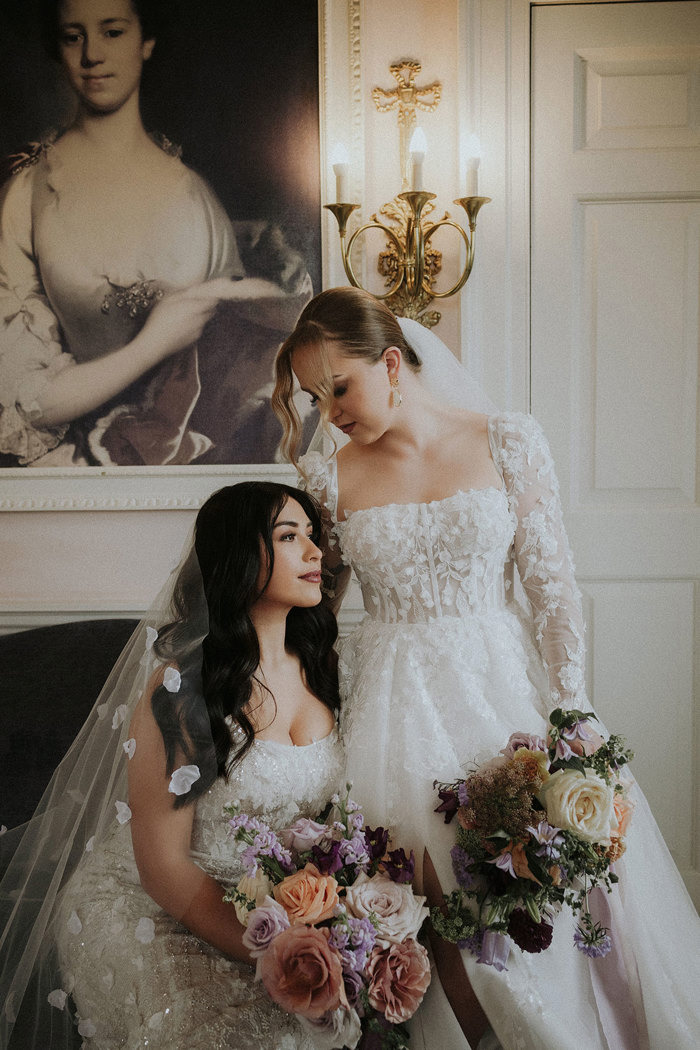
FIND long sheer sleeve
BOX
[298,451,352,616]
[0,164,73,463]
[490,413,587,711]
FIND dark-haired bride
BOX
[0,482,343,1048]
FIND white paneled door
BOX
[531,1,700,904]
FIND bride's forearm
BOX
[140,855,253,964]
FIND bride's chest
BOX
[337,487,515,577]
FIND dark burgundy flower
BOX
[435,787,459,824]
[364,825,389,863]
[311,840,343,875]
[384,848,415,884]
[507,908,554,953]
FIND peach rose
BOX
[273,863,340,925]
[612,793,635,839]
[260,924,346,1019]
[367,939,431,1024]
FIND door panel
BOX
[531,1,700,903]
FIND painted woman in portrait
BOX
[0,0,310,467]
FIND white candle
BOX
[464,134,482,197]
[331,143,349,202]
[409,127,427,192]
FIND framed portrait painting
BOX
[0,0,321,506]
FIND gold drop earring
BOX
[390,376,403,408]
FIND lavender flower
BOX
[228,813,264,835]
[329,916,376,972]
[457,931,483,954]
[477,930,511,971]
[339,832,371,868]
[526,819,564,860]
[574,915,612,958]
[341,965,366,1009]
[450,845,475,889]
[241,896,290,957]
[486,849,516,879]
[457,781,470,807]
[240,828,293,876]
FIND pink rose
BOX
[279,818,329,852]
[260,924,346,1019]
[344,873,428,947]
[273,863,340,925]
[367,938,431,1024]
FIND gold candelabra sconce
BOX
[324,61,490,329]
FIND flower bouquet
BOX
[223,786,431,1049]
[432,708,634,968]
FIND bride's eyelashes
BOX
[308,384,346,407]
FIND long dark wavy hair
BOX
[151,481,339,807]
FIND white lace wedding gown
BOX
[53,727,344,1050]
[301,412,700,1050]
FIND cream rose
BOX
[538,769,615,844]
[233,870,273,926]
[344,873,428,947]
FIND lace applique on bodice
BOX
[192,727,344,884]
[338,488,514,624]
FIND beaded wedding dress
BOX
[52,727,343,1050]
[301,411,700,1050]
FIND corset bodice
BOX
[336,487,516,624]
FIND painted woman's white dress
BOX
[0,138,242,466]
[301,412,700,1050]
[54,728,344,1049]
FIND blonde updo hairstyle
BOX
[272,287,421,467]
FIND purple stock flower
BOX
[329,916,376,974]
[384,847,415,884]
[457,781,470,807]
[228,813,264,835]
[477,930,512,971]
[339,832,370,868]
[364,825,389,860]
[450,845,475,889]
